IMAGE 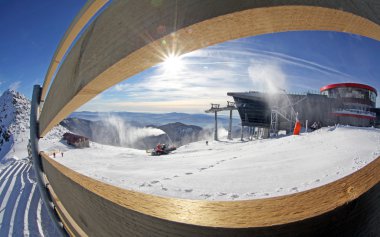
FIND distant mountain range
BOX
[60,117,209,149]
[69,111,241,128]
[60,115,243,150]
[0,92,243,153]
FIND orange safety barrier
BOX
[293,121,302,135]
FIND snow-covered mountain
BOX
[0,89,68,162]
[0,89,31,160]
[0,89,66,236]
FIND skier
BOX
[61,152,64,157]
[53,152,56,158]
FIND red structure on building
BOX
[320,83,377,126]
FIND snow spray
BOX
[105,115,165,147]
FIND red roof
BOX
[320,83,377,95]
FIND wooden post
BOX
[31,85,67,236]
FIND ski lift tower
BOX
[205,102,237,141]
[226,101,236,140]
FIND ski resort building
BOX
[228,83,380,135]
[63,132,90,148]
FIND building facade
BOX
[228,83,379,134]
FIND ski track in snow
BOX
[0,160,56,237]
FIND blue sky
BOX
[0,0,86,96]
[1,1,380,114]
[81,31,380,113]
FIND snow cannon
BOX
[293,121,302,135]
[150,143,176,156]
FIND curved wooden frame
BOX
[37,1,380,236]
[40,0,108,101]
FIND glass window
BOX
[325,87,376,103]
[369,91,376,102]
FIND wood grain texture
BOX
[40,0,108,101]
[39,0,380,136]
[40,152,380,236]
[44,173,88,237]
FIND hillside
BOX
[0,90,30,160]
[60,117,208,149]
[0,89,65,236]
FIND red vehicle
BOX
[150,143,176,156]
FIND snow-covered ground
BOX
[2,88,380,237]
[0,90,66,236]
[0,159,57,236]
[43,125,380,201]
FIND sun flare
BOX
[162,54,184,75]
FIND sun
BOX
[162,53,184,75]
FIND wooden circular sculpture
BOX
[37,0,380,236]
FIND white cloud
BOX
[111,48,253,105]
[81,41,358,113]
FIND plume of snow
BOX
[105,115,165,147]
[218,127,229,139]
[248,61,287,93]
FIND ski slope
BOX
[0,160,57,236]
[46,125,380,201]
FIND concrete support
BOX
[214,111,218,141]
[240,125,244,141]
[262,128,269,139]
[30,85,67,237]
[228,110,233,140]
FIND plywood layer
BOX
[41,152,380,236]
[40,0,108,101]
[39,1,380,136]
